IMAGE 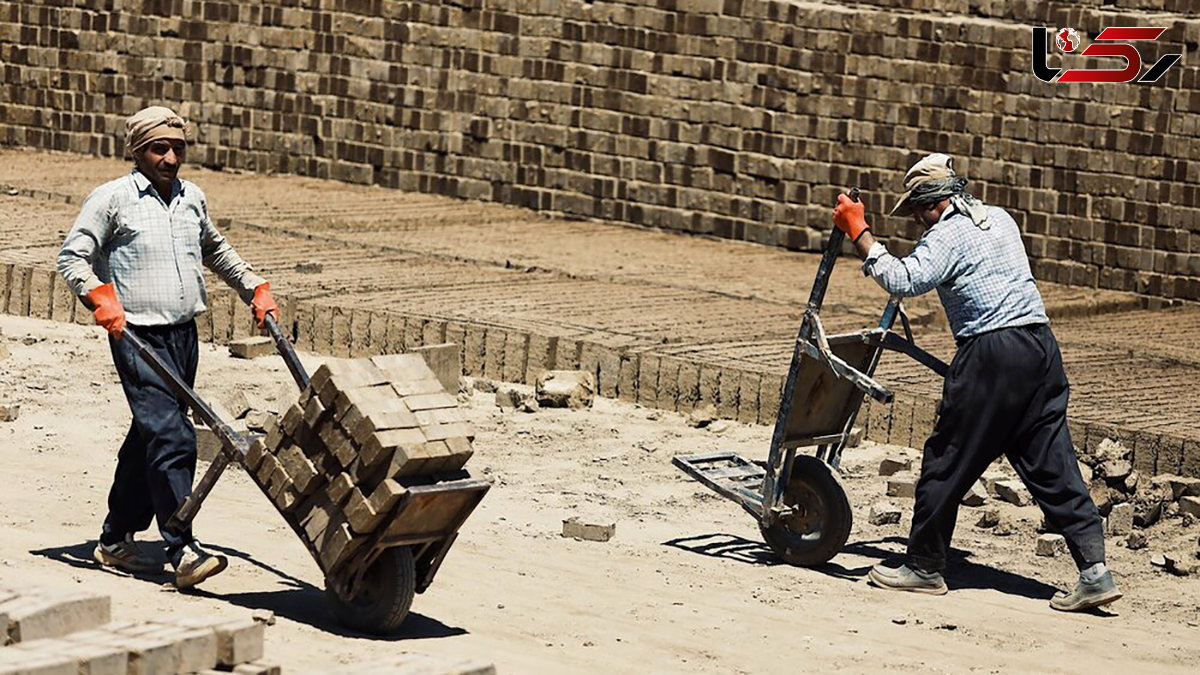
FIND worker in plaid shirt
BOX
[57,106,279,590]
[831,153,1118,612]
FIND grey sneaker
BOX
[173,542,228,589]
[94,534,163,573]
[1050,570,1122,612]
[868,562,948,595]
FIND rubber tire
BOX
[326,546,416,634]
[760,455,852,567]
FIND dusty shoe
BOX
[1050,570,1122,612]
[868,561,948,595]
[94,534,163,573]
[173,542,228,590]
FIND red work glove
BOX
[832,193,870,242]
[251,282,279,330]
[86,283,126,339]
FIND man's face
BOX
[913,205,939,229]
[134,139,186,185]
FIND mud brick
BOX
[382,438,443,478]
[210,292,235,345]
[698,363,721,410]
[96,633,177,675]
[28,268,54,319]
[597,347,622,398]
[366,310,390,357]
[368,479,407,515]
[6,264,30,316]
[1182,439,1200,480]
[404,316,425,351]
[655,356,681,411]
[278,445,322,495]
[578,342,602,388]
[1154,435,1185,475]
[887,398,915,448]
[318,518,363,571]
[404,392,458,411]
[344,487,385,533]
[737,371,761,424]
[502,331,530,384]
[757,373,784,426]
[279,403,305,438]
[1131,431,1159,475]
[310,305,335,355]
[673,361,699,413]
[212,618,264,667]
[0,262,11,313]
[371,352,438,383]
[483,327,506,380]
[443,435,475,472]
[267,461,293,501]
[910,398,938,449]
[54,638,129,675]
[244,438,266,473]
[50,272,75,323]
[263,415,285,452]
[303,394,329,429]
[865,396,892,443]
[525,333,557,384]
[293,303,315,351]
[301,494,335,542]
[422,318,447,350]
[124,624,218,674]
[342,396,418,441]
[463,323,487,376]
[410,343,463,393]
[332,385,400,424]
[414,418,472,443]
[310,360,389,406]
[318,421,358,468]
[382,312,406,354]
[413,407,466,427]
[361,426,427,467]
[616,353,639,402]
[349,308,372,357]
[553,337,582,370]
[716,367,741,420]
[0,589,111,642]
[391,378,446,397]
[229,336,274,359]
[255,453,281,489]
[325,473,354,506]
[232,662,282,675]
[330,306,352,357]
[0,646,79,675]
[636,353,659,407]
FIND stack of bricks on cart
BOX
[246,354,475,574]
[0,584,274,674]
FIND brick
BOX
[229,336,275,359]
[50,272,75,323]
[463,324,487,377]
[349,308,372,357]
[635,353,659,407]
[655,356,681,412]
[410,343,462,393]
[317,422,358,468]
[716,367,741,420]
[318,518,363,571]
[597,347,623,399]
[757,373,784,426]
[327,473,355,505]
[232,662,282,675]
[886,474,917,499]
[737,371,761,424]
[502,331,529,384]
[344,487,385,534]
[0,262,12,314]
[698,363,720,410]
[525,333,557,384]
[371,352,438,383]
[886,397,915,448]
[28,268,54,319]
[278,445,322,495]
[483,327,506,380]
[676,361,700,413]
[0,589,111,643]
[6,264,31,316]
[213,619,264,667]
[330,306,352,357]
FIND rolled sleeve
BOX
[57,187,114,297]
[199,197,266,302]
[862,228,958,298]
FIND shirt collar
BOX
[130,169,184,200]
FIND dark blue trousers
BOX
[907,323,1105,573]
[101,320,198,559]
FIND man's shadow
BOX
[29,541,466,640]
[663,532,1064,602]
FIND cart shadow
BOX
[662,534,1062,601]
[29,541,467,639]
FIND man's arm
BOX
[57,188,114,299]
[860,227,958,298]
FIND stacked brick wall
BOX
[1,0,1198,303]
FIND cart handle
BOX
[263,312,310,390]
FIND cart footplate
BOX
[672,452,767,515]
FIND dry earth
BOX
[2,314,1200,673]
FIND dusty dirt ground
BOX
[2,313,1199,673]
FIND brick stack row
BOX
[245,354,474,574]
[1,0,1197,302]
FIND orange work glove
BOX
[251,282,279,330]
[86,283,126,339]
[832,193,870,242]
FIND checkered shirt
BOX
[57,170,266,327]
[862,204,1048,340]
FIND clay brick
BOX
[310,305,335,355]
[318,518,363,571]
[502,330,529,383]
[349,308,372,357]
[278,445,322,495]
[404,316,425,351]
[887,397,915,449]
[636,353,659,407]
[737,371,761,424]
[463,323,487,377]
[1155,435,1185,475]
[757,373,784,426]
[383,312,407,354]
[330,306,352,357]
[715,367,741,420]
[1132,431,1158,475]
[0,262,12,314]
[293,303,315,351]
[578,342,602,390]
[210,292,235,346]
[6,264,31,316]
[318,421,358,468]
[361,426,427,468]
[366,310,389,357]
[698,363,721,410]
[213,618,264,667]
[409,343,462,393]
[0,589,111,642]
[656,356,681,412]
[597,347,623,399]
[617,352,639,402]
[368,479,406,515]
[525,333,557,384]
[28,268,54,319]
[344,487,386,533]
[50,272,75,323]
[229,336,274,359]
[553,337,582,370]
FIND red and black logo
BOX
[1032,27,1182,83]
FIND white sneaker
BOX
[173,542,228,589]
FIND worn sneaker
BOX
[868,561,949,595]
[93,534,163,573]
[1050,570,1122,612]
[173,542,228,589]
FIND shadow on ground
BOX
[30,540,468,639]
[662,533,1065,602]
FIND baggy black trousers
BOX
[906,322,1105,573]
[101,321,198,558]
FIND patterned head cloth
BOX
[124,106,195,157]
[891,153,989,228]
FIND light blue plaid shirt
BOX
[862,204,1048,339]
[57,170,265,326]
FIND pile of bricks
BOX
[246,354,474,574]
[1,585,274,674]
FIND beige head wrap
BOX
[891,153,990,229]
[124,106,196,156]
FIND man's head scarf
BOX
[891,153,989,228]
[124,106,195,157]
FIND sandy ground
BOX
[2,313,1199,674]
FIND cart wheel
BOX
[325,546,416,634]
[760,455,852,567]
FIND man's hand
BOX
[251,282,279,330]
[832,193,870,242]
[86,283,126,339]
